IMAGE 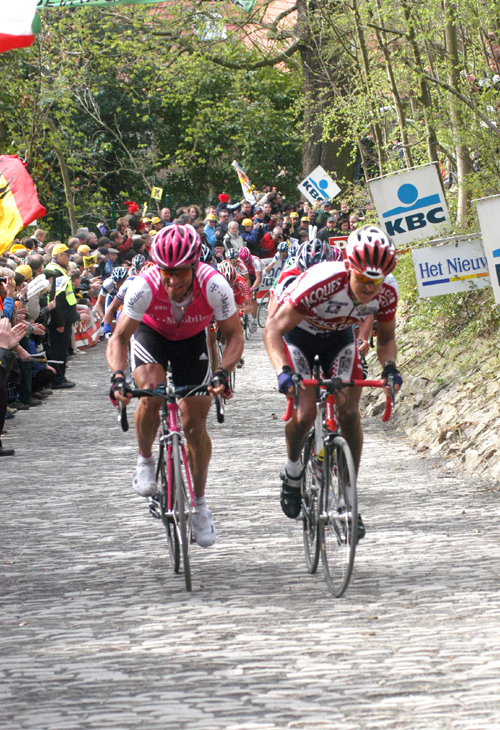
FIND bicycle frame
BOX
[159,390,196,515]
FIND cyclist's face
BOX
[348,269,383,303]
[160,267,193,301]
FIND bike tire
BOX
[319,436,358,598]
[244,313,251,340]
[257,290,270,328]
[172,433,192,592]
[302,433,320,574]
[158,441,181,573]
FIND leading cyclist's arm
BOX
[375,318,400,395]
[263,301,303,373]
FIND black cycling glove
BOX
[109,371,132,406]
[211,368,231,397]
[277,365,300,395]
[381,361,403,388]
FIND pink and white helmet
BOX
[238,246,251,263]
[151,224,201,269]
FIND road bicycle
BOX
[284,361,394,597]
[119,384,223,592]
[257,289,271,328]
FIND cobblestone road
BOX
[2,331,500,730]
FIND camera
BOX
[0,277,7,284]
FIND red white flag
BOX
[0,0,37,54]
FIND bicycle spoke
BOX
[320,436,358,598]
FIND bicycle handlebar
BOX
[282,376,393,423]
[117,383,224,432]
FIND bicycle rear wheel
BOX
[158,441,181,573]
[302,433,320,574]
[319,436,358,598]
[172,433,192,592]
[257,290,270,328]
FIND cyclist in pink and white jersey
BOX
[107,224,243,548]
[264,226,402,532]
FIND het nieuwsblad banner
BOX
[37,0,256,13]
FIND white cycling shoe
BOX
[192,505,216,547]
[133,457,158,498]
[250,320,257,333]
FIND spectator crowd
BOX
[0,191,366,457]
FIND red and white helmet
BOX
[346,225,396,279]
[238,246,250,263]
[151,224,201,269]
[218,260,237,286]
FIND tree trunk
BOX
[444,0,471,223]
[46,115,77,236]
[298,0,353,182]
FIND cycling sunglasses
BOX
[355,273,385,286]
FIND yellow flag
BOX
[151,186,163,201]
[143,202,148,216]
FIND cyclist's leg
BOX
[130,324,170,497]
[170,330,215,546]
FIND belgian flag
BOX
[0,155,46,255]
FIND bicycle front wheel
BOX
[320,436,358,598]
[158,441,180,573]
[172,433,192,592]
[257,290,270,328]
[302,433,320,574]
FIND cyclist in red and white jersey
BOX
[218,260,253,313]
[238,246,263,332]
[264,225,402,531]
[107,224,244,548]
[227,248,250,286]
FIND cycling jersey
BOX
[123,262,236,341]
[245,254,263,277]
[234,260,249,278]
[273,264,301,301]
[116,275,136,302]
[284,261,398,335]
[100,277,117,298]
[232,273,251,307]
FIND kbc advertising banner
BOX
[369,164,450,247]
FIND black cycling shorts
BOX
[130,323,212,388]
[283,326,363,380]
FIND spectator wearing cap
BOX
[104,249,120,277]
[45,243,90,389]
[142,218,153,233]
[216,193,242,219]
[253,206,270,232]
[204,214,218,250]
[240,218,260,253]
[151,217,163,232]
[317,216,338,244]
[77,244,91,257]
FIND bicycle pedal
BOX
[148,497,162,519]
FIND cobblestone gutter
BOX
[360,324,500,482]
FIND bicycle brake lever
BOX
[292,373,301,410]
[118,401,129,432]
[387,373,395,407]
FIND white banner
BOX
[412,236,490,297]
[475,195,500,305]
[369,165,450,247]
[298,166,341,205]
